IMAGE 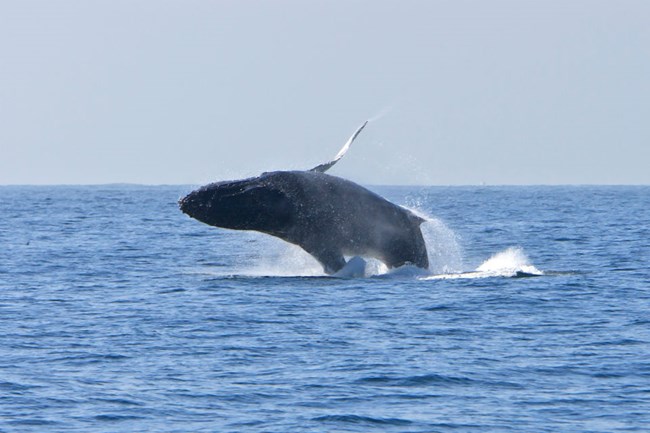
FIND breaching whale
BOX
[179,122,429,275]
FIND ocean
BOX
[0,184,648,432]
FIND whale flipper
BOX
[310,120,368,173]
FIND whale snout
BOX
[178,176,292,232]
[178,191,202,218]
[178,187,223,225]
[178,193,190,214]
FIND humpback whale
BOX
[179,122,429,275]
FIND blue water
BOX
[1,185,649,432]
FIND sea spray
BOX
[476,246,543,277]
[246,235,323,277]
[423,246,543,280]
[420,217,464,274]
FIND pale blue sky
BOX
[1,0,648,185]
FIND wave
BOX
[313,414,412,426]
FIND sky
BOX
[1,0,649,185]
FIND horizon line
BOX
[1,182,649,188]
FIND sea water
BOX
[0,185,648,432]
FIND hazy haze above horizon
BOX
[1,0,649,186]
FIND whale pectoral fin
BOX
[310,120,368,173]
[309,249,346,275]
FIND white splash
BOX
[476,247,542,276]
[333,256,368,278]
[423,246,543,280]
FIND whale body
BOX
[179,170,428,274]
[178,121,429,275]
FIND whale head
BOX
[179,173,295,236]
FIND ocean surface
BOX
[0,184,649,432]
